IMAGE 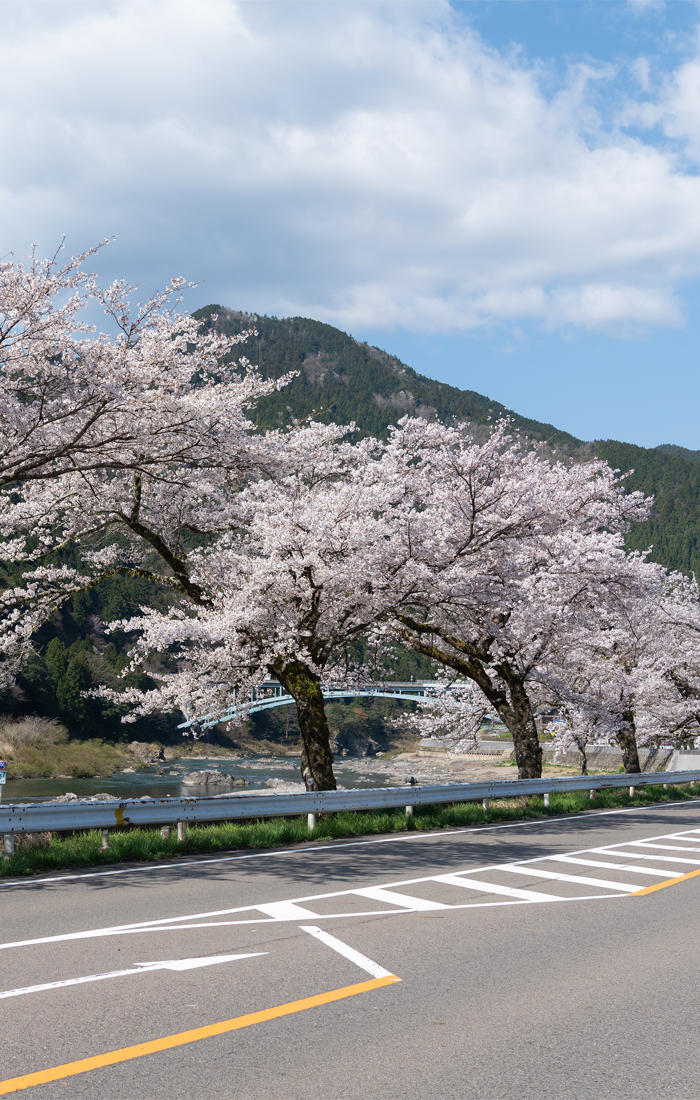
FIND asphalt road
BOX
[2,799,700,1100]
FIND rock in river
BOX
[181,770,247,788]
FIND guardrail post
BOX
[543,793,550,808]
[405,805,414,819]
[307,813,316,831]
[663,783,668,790]
[177,820,186,842]
[101,829,110,850]
[589,789,596,800]
[629,786,635,798]
[3,833,14,858]
[482,798,490,811]
[161,826,171,839]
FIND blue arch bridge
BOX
[177,679,436,736]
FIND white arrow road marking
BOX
[0,952,267,1000]
[132,953,267,972]
[300,926,397,980]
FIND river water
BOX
[0,756,398,805]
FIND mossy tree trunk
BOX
[397,619,543,780]
[271,659,337,791]
[616,714,641,774]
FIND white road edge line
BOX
[300,926,396,979]
[0,952,267,1000]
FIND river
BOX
[0,756,400,804]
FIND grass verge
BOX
[2,781,698,878]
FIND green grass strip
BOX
[2,782,699,878]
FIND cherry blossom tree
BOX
[392,675,491,753]
[0,242,266,489]
[102,415,660,788]
[96,423,417,790]
[547,565,700,772]
[0,242,292,680]
[379,418,650,779]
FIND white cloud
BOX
[626,0,666,14]
[628,35,700,164]
[1,0,699,334]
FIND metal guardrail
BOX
[1,768,700,838]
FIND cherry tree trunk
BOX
[483,672,540,779]
[499,707,542,779]
[398,635,544,780]
[272,660,337,791]
[616,716,641,774]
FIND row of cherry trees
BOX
[3,245,700,788]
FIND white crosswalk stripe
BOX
[545,856,674,877]
[354,886,450,910]
[626,842,700,853]
[496,865,641,891]
[255,901,320,919]
[587,848,700,867]
[432,872,557,901]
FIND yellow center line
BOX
[628,867,700,896]
[0,974,400,1096]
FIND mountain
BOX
[195,306,588,456]
[656,444,700,464]
[195,306,700,578]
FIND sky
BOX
[2,1,700,448]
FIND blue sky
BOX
[358,1,700,446]
[2,1,700,447]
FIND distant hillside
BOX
[195,306,587,457]
[196,305,700,578]
[656,443,700,464]
[596,441,700,576]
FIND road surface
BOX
[1,798,700,1099]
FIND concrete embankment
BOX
[417,737,700,773]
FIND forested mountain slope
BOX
[196,306,700,579]
[596,442,700,577]
[196,306,585,454]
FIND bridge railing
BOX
[2,769,700,855]
[177,681,436,732]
